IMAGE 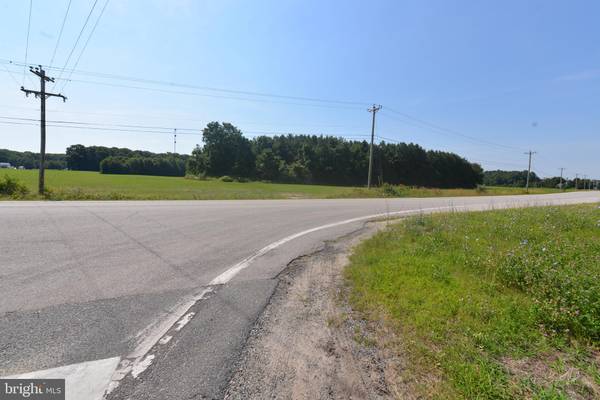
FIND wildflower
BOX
[520,239,528,246]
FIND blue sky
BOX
[0,0,598,178]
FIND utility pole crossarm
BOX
[20,87,67,102]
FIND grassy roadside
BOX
[345,204,600,399]
[1,169,564,200]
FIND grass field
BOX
[0,169,564,200]
[345,204,600,399]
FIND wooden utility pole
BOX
[21,66,67,195]
[524,150,536,193]
[559,167,565,191]
[367,104,382,189]
[173,128,177,154]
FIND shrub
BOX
[220,175,234,182]
[0,175,29,197]
[379,183,408,197]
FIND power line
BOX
[23,0,33,85]
[462,158,525,168]
[0,120,196,135]
[1,63,20,87]
[0,115,199,132]
[52,0,99,91]
[60,0,110,92]
[0,118,370,140]
[380,108,525,152]
[0,102,365,130]
[2,64,363,109]
[53,77,366,110]
[49,0,73,68]
[1,59,369,107]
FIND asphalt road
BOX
[1,192,599,399]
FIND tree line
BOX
[66,144,189,176]
[0,148,66,169]
[99,156,186,176]
[65,145,189,176]
[483,170,593,189]
[187,122,484,188]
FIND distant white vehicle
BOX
[0,162,12,169]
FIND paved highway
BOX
[1,192,598,399]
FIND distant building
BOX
[0,162,12,169]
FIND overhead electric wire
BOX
[54,77,366,110]
[0,115,198,132]
[381,107,526,152]
[60,0,110,92]
[0,116,369,139]
[0,103,363,130]
[52,0,99,91]
[468,158,527,168]
[23,0,33,85]
[0,120,200,135]
[2,63,21,87]
[1,58,369,107]
[49,0,73,68]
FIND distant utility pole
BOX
[173,128,177,154]
[21,66,67,195]
[559,167,565,190]
[524,150,536,192]
[367,104,382,189]
[574,173,579,190]
[583,174,588,190]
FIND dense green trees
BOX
[0,149,66,169]
[483,170,581,189]
[99,156,186,176]
[187,122,254,177]
[3,122,489,188]
[66,144,189,172]
[188,122,484,188]
[483,170,540,187]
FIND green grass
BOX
[345,204,600,399]
[0,169,564,200]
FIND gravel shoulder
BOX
[224,221,402,400]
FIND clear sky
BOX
[0,0,598,178]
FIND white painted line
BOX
[159,335,172,345]
[209,205,463,285]
[128,287,212,359]
[174,312,195,331]
[4,357,120,400]
[106,194,600,389]
[131,355,155,379]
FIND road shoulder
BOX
[224,222,402,400]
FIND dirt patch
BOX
[502,353,600,399]
[223,222,406,400]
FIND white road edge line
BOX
[103,194,599,396]
[106,205,464,395]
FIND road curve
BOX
[1,192,599,399]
